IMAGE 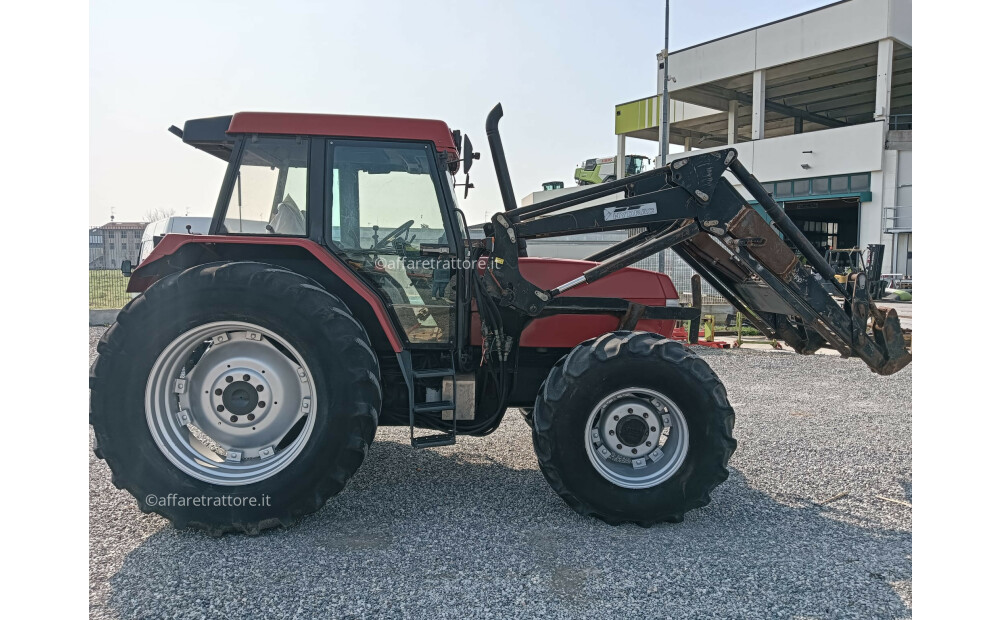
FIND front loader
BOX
[90,104,910,534]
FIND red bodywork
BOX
[132,240,679,354]
[474,258,679,348]
[227,112,459,162]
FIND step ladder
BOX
[403,352,457,448]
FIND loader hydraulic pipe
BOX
[506,176,630,221]
[727,158,848,297]
[551,221,699,295]
[586,227,659,262]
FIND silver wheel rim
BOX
[146,321,316,486]
[584,387,689,489]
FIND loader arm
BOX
[478,104,910,376]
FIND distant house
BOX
[89,220,145,269]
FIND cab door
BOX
[324,139,459,347]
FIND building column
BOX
[616,133,626,178]
[727,100,738,144]
[880,149,900,274]
[875,38,894,121]
[751,69,766,140]
[683,136,692,152]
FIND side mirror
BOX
[462,135,480,175]
[120,259,133,277]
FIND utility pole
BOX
[658,0,670,167]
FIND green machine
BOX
[574,154,650,185]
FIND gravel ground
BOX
[90,326,912,619]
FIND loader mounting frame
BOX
[477,104,910,376]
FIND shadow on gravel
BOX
[108,439,911,619]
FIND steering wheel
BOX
[373,219,415,252]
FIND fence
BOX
[89,267,131,309]
[630,249,729,306]
[888,114,912,131]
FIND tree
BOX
[143,207,176,223]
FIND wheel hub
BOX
[598,397,660,460]
[616,416,650,447]
[209,368,272,426]
[222,381,258,416]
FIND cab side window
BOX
[223,136,308,235]
[329,143,446,250]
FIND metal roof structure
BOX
[667,43,911,148]
[615,0,912,147]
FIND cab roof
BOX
[178,112,460,162]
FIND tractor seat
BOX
[267,195,306,235]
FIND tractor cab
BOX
[173,112,471,346]
[625,155,650,176]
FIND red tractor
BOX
[90,105,909,534]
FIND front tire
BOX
[531,332,736,525]
[90,262,381,534]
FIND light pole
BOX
[657,0,670,273]
[658,0,670,167]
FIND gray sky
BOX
[90,0,834,227]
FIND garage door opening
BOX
[783,198,860,253]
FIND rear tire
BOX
[90,261,381,535]
[531,331,736,525]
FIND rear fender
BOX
[128,234,404,353]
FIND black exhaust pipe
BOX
[485,103,518,213]
[485,103,527,256]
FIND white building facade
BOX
[614,0,912,279]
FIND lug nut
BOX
[216,405,224,412]
[226,376,234,383]
[247,413,255,421]
[650,426,657,432]
[256,385,264,392]
[643,412,648,418]
[609,430,615,436]
[631,448,638,454]
[616,444,622,450]
[613,415,619,421]
[243,374,250,381]
[230,415,238,423]
[628,408,634,413]
[215,388,223,396]
[258,401,266,408]
[646,441,652,446]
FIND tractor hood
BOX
[472,257,682,350]
[518,257,679,303]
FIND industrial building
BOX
[613,0,912,281]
